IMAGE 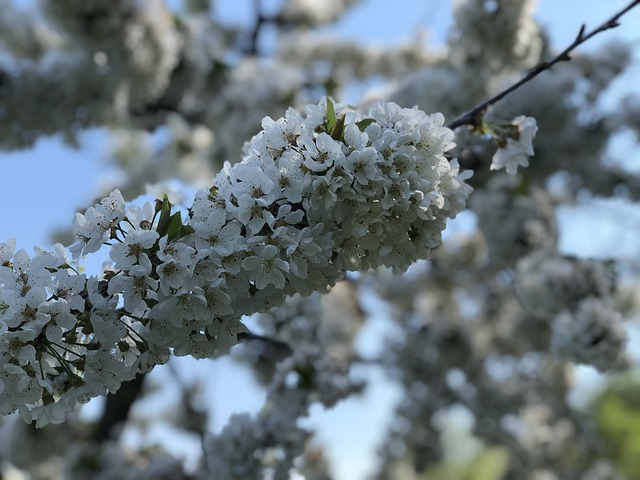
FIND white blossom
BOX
[242,245,291,290]
[70,190,126,257]
[109,228,159,272]
[490,116,538,175]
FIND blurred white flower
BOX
[491,116,538,175]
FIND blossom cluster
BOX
[201,345,357,478]
[2,0,185,150]
[280,0,359,26]
[516,250,627,371]
[0,236,137,426]
[0,98,472,426]
[181,97,473,320]
[371,228,632,478]
[550,297,627,371]
[471,183,556,268]
[489,115,538,175]
[450,0,542,71]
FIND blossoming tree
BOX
[1,0,640,478]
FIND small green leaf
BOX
[356,118,376,132]
[325,97,336,133]
[166,211,184,241]
[180,224,195,238]
[155,195,172,237]
[330,113,346,141]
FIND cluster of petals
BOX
[551,297,627,371]
[0,99,472,426]
[200,98,473,282]
[0,238,139,427]
[516,250,627,371]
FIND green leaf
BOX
[155,195,172,237]
[325,97,336,134]
[166,211,184,241]
[356,118,376,132]
[330,113,346,141]
[180,224,195,238]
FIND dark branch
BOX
[237,331,294,360]
[247,0,265,55]
[446,0,640,130]
[246,0,280,56]
[92,372,147,442]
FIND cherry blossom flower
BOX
[490,116,538,175]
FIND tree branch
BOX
[92,373,147,443]
[246,0,280,55]
[237,331,294,361]
[446,0,640,130]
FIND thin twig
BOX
[446,0,640,130]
